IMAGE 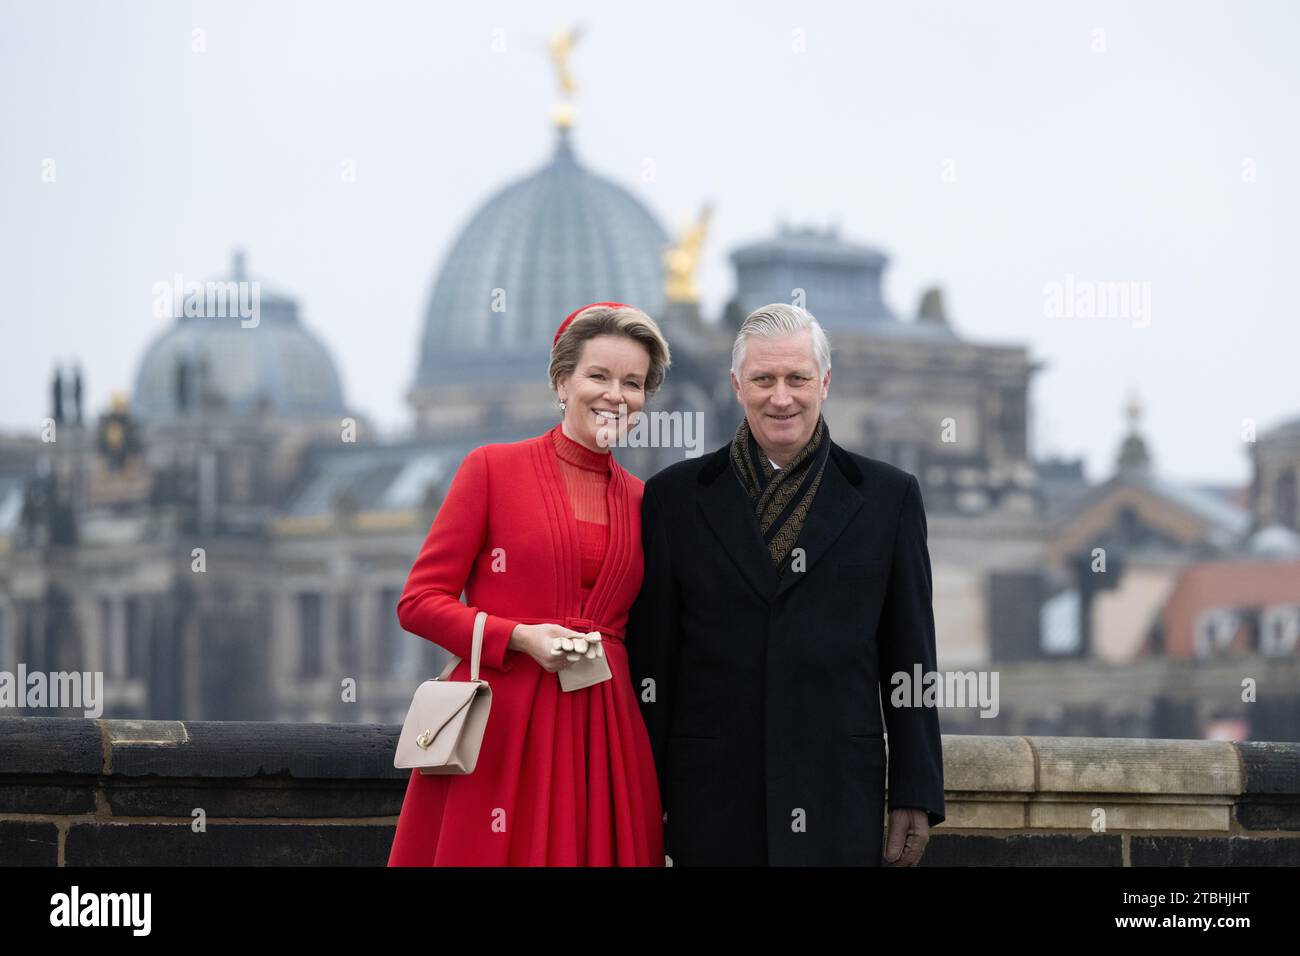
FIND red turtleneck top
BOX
[551,425,611,602]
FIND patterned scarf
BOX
[729,412,831,568]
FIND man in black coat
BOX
[627,303,944,866]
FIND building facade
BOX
[1,113,1295,740]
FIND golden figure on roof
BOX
[548,27,583,129]
[664,202,713,304]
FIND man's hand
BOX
[883,807,929,866]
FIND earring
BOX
[558,396,566,411]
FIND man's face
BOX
[730,329,830,463]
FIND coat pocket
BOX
[835,734,888,863]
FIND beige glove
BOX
[551,631,604,662]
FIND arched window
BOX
[1274,466,1298,530]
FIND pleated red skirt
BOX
[387,640,664,866]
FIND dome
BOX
[1247,523,1300,557]
[727,225,958,340]
[410,130,669,393]
[132,252,347,421]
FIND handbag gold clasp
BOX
[416,729,434,749]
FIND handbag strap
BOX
[469,609,485,680]
[435,610,488,682]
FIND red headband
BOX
[552,301,633,348]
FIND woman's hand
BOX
[510,624,603,673]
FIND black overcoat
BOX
[627,438,945,865]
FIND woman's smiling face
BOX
[557,334,652,451]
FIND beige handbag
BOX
[394,610,493,775]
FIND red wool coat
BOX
[386,425,664,866]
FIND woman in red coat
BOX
[387,302,670,866]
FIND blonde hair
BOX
[549,304,671,397]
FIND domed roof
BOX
[1247,523,1300,557]
[132,252,347,421]
[411,131,669,392]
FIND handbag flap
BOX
[410,679,479,740]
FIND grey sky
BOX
[2,0,1296,485]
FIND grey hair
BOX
[730,303,831,379]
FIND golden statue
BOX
[548,27,583,129]
[101,391,132,457]
[664,203,713,304]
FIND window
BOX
[999,386,1028,458]
[378,587,404,677]
[101,597,124,678]
[1258,605,1300,657]
[337,594,357,675]
[1194,607,1240,658]
[298,593,324,678]
[125,596,149,679]
[1275,467,1298,531]
[1117,505,1142,545]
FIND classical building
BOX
[1027,396,1252,664]
[1,45,1295,739]
[1251,414,1300,534]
